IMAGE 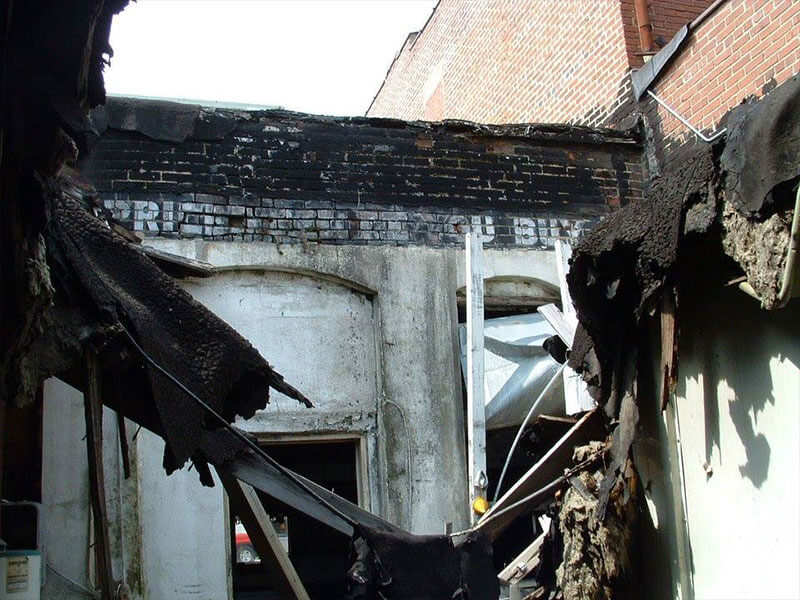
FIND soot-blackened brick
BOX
[85,97,643,248]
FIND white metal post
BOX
[466,230,487,522]
[554,240,596,414]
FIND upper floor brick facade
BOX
[367,0,712,127]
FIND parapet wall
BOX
[84,97,643,248]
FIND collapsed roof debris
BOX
[348,527,498,599]
[720,75,800,308]
[568,75,800,408]
[549,71,800,600]
[556,443,638,600]
[45,184,312,483]
[566,143,718,411]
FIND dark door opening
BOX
[231,438,360,600]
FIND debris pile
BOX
[556,445,638,600]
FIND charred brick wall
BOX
[641,0,800,165]
[84,98,643,248]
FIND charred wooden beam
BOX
[219,470,310,600]
[84,348,114,599]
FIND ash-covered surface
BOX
[567,144,718,406]
[46,187,310,481]
[721,75,800,218]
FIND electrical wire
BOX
[118,325,359,531]
[449,451,602,538]
[492,363,566,503]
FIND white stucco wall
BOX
[41,378,92,595]
[181,270,379,433]
[672,289,800,600]
[146,239,559,536]
[137,430,230,600]
[41,378,131,600]
[637,286,800,600]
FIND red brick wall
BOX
[368,0,636,127]
[642,0,800,162]
[648,0,714,46]
[368,0,715,127]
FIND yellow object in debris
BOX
[472,496,490,515]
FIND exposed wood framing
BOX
[660,287,678,410]
[466,230,487,521]
[497,531,546,586]
[117,411,130,480]
[219,470,311,600]
[84,349,115,599]
[477,408,603,540]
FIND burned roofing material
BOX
[567,144,718,411]
[45,184,311,483]
[567,75,800,409]
[721,75,800,218]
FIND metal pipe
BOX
[690,0,729,31]
[647,89,727,143]
[634,0,654,52]
[776,182,800,307]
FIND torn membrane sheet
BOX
[47,188,310,482]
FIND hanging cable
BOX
[492,363,566,503]
[450,450,602,538]
[119,325,359,531]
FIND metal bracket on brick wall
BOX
[647,90,726,143]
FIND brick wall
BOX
[367,0,713,128]
[641,0,800,164]
[368,0,635,127]
[84,98,643,248]
[648,0,713,45]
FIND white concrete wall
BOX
[181,270,379,433]
[137,429,230,600]
[672,289,800,600]
[147,239,559,535]
[637,286,800,600]
[41,378,91,595]
[41,378,133,600]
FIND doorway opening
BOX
[230,438,362,600]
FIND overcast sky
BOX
[104,0,436,116]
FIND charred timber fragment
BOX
[84,348,115,600]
